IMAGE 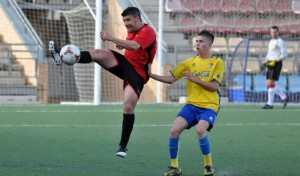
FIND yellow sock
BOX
[203,153,212,166]
[171,158,179,168]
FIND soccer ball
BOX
[59,44,81,65]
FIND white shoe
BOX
[116,146,127,158]
[48,41,62,65]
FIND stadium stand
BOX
[256,0,274,13]
[165,0,183,12]
[237,0,255,13]
[220,0,236,13]
[274,0,293,13]
[253,17,271,34]
[182,0,200,12]
[201,0,219,13]
[216,16,233,33]
[234,17,254,34]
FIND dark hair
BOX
[271,25,279,31]
[121,7,141,20]
[198,29,214,44]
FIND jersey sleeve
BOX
[212,59,224,84]
[170,60,188,80]
[133,26,156,49]
[278,39,288,60]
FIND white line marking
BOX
[0,109,300,113]
[0,123,300,128]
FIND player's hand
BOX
[183,71,196,82]
[100,31,112,41]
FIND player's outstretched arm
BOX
[148,64,176,84]
[183,71,219,92]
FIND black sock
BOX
[119,114,135,148]
[78,51,93,63]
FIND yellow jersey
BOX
[171,55,224,112]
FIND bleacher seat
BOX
[202,0,219,13]
[285,41,299,54]
[249,40,265,54]
[228,37,243,52]
[216,16,234,33]
[288,18,300,34]
[220,0,236,13]
[237,0,255,13]
[178,17,197,33]
[200,16,217,32]
[246,57,260,73]
[165,0,184,12]
[182,0,200,12]
[274,0,293,13]
[282,58,296,74]
[211,37,227,54]
[256,0,273,13]
[271,18,289,34]
[253,18,270,33]
[234,17,254,33]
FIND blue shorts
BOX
[177,104,217,131]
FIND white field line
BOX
[0,109,300,113]
[0,123,300,128]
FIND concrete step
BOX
[0,77,26,85]
[0,96,37,104]
[0,58,11,64]
[0,85,37,95]
[0,71,22,77]
[12,64,24,71]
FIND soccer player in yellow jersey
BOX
[148,30,224,176]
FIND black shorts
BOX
[266,61,282,81]
[107,50,145,97]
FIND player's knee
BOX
[170,128,181,138]
[123,103,134,114]
[196,127,206,138]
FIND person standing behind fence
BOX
[261,26,288,109]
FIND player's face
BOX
[270,28,279,39]
[195,36,212,53]
[122,15,139,33]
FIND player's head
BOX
[270,26,279,39]
[122,7,141,20]
[198,29,214,44]
[121,7,142,32]
[195,30,214,56]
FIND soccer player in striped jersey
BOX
[148,30,224,176]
